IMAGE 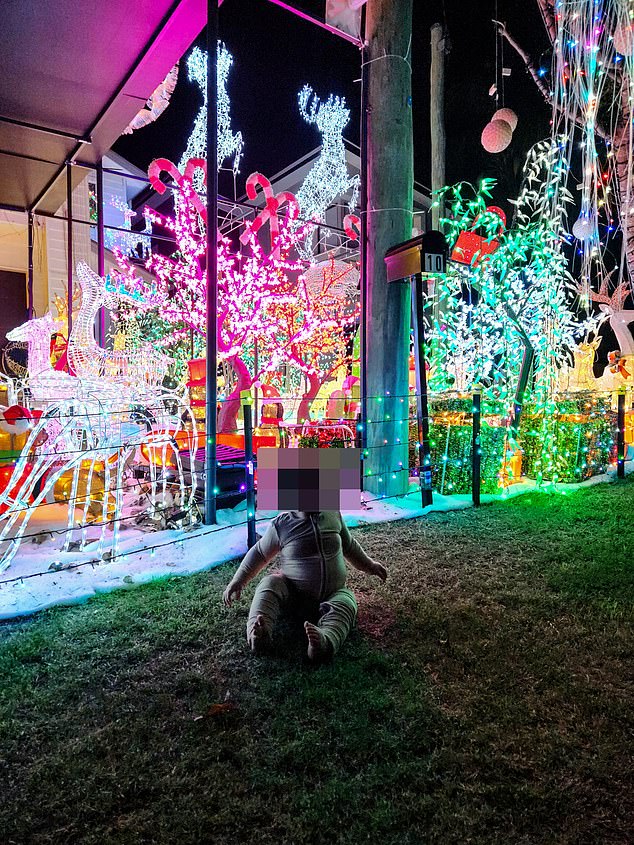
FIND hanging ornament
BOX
[481,118,513,153]
[613,24,634,56]
[572,213,595,241]
[302,260,360,302]
[492,107,518,132]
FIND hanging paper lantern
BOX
[481,119,513,153]
[303,260,359,301]
[572,214,595,241]
[492,107,518,132]
[613,24,634,55]
[0,405,33,435]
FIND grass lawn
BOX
[1,479,633,845]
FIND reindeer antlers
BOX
[575,267,630,311]
[298,85,319,124]
[575,269,630,309]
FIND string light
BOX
[115,162,360,432]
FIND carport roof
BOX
[0,0,209,213]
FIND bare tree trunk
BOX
[364,0,414,498]
[535,0,556,44]
[296,372,323,424]
[217,355,252,433]
[615,82,634,284]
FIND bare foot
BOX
[304,621,331,661]
[248,614,271,654]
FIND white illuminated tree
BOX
[431,139,590,401]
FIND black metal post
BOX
[243,403,257,549]
[66,162,73,339]
[96,159,106,345]
[204,1,219,525]
[27,211,34,319]
[359,31,369,483]
[472,389,481,507]
[411,273,433,507]
[254,338,259,428]
[617,389,626,480]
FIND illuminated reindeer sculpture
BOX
[178,43,243,194]
[68,263,171,396]
[0,382,198,571]
[0,268,197,571]
[295,85,360,259]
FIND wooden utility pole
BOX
[364,0,414,498]
[430,22,446,230]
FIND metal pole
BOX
[66,162,73,339]
[411,273,433,507]
[96,159,106,345]
[243,403,256,549]
[204,0,218,525]
[253,337,258,427]
[617,389,626,480]
[27,211,34,319]
[472,389,481,507]
[359,31,369,483]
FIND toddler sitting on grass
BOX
[223,510,387,660]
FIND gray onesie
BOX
[232,511,375,653]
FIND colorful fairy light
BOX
[430,138,594,406]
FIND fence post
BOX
[411,273,433,507]
[617,388,626,480]
[243,402,257,548]
[472,387,481,507]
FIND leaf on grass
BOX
[193,702,238,722]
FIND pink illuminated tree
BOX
[261,258,360,423]
[114,162,329,431]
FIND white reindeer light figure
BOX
[295,85,360,260]
[0,387,198,571]
[178,43,243,194]
[6,314,76,404]
[69,263,170,396]
[0,264,198,570]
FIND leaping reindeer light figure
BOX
[295,85,360,259]
[178,43,243,194]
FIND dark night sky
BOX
[113,0,553,208]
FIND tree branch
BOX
[494,19,609,139]
[494,19,552,103]
[536,0,556,45]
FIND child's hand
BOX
[370,560,387,582]
[223,582,243,607]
